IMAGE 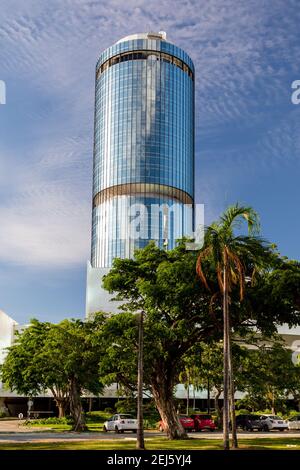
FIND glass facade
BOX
[91,33,195,267]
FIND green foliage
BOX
[115,398,136,414]
[235,409,251,415]
[0,319,52,396]
[143,401,161,429]
[239,259,300,337]
[0,318,104,398]
[100,242,221,438]
[185,340,251,394]
[100,243,217,392]
[103,407,114,414]
[238,342,300,413]
[0,317,105,432]
[284,410,300,419]
[24,416,73,425]
[85,411,111,422]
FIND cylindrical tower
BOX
[91,32,194,268]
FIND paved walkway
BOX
[0,420,52,433]
[0,421,299,443]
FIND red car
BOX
[159,415,195,432]
[191,414,216,432]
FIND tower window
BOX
[96,51,193,80]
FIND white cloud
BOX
[0,138,91,266]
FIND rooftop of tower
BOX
[96,31,194,73]
[115,31,167,45]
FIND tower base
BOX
[85,262,123,318]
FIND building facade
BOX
[86,32,195,315]
[92,32,195,267]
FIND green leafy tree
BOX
[185,339,298,420]
[252,259,300,334]
[0,320,69,418]
[101,242,218,439]
[239,342,300,415]
[1,318,103,431]
[191,342,224,425]
[187,341,250,426]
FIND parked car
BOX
[191,414,216,432]
[258,414,288,431]
[103,414,138,433]
[235,414,264,431]
[158,415,195,432]
[287,415,300,430]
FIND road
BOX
[0,421,299,443]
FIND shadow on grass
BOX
[0,437,300,451]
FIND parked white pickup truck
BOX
[103,414,138,433]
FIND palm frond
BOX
[196,246,212,291]
[226,247,245,300]
[220,203,260,235]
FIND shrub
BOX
[85,411,111,422]
[235,409,251,416]
[282,410,300,420]
[24,416,73,425]
[103,407,114,414]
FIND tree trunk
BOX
[271,391,275,415]
[151,377,187,439]
[186,374,190,415]
[223,257,230,450]
[207,376,210,414]
[51,389,68,419]
[69,377,87,432]
[229,384,238,449]
[228,336,238,449]
[214,389,223,428]
[136,311,145,450]
[58,402,66,418]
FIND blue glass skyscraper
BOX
[86,32,195,314]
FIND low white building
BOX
[0,310,26,414]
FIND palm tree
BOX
[196,203,269,450]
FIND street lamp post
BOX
[207,376,210,414]
[136,311,145,450]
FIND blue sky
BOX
[0,0,299,324]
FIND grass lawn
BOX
[0,437,300,451]
[22,411,158,433]
[22,411,112,432]
[22,422,73,432]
